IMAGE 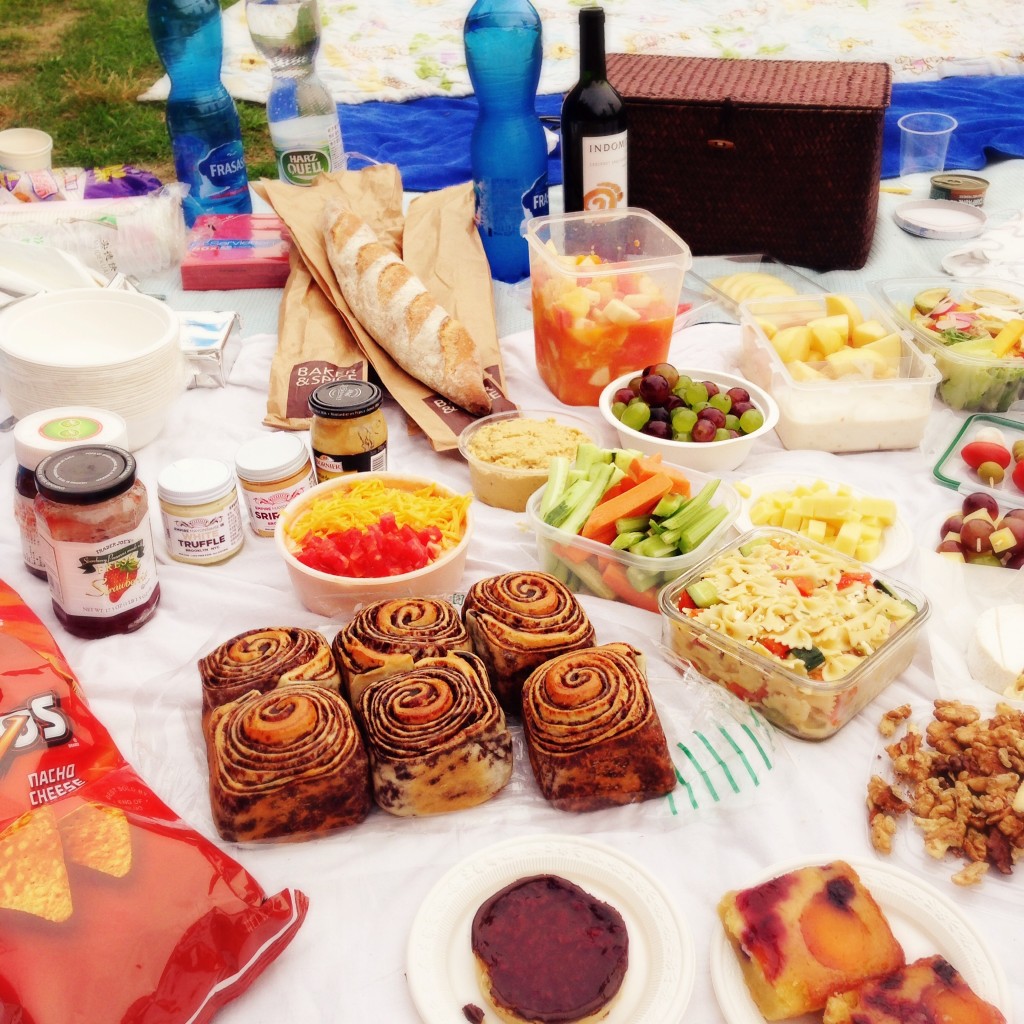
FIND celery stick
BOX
[615,514,650,534]
[678,505,728,552]
[566,558,616,600]
[542,478,590,527]
[573,443,608,473]
[659,480,720,532]
[610,530,645,550]
[652,493,686,518]
[558,464,614,536]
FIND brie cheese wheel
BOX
[966,604,1024,697]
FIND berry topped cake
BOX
[718,861,905,1020]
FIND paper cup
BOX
[897,112,956,178]
[0,128,53,172]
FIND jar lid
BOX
[234,432,312,483]
[308,381,383,419]
[35,445,136,505]
[157,458,235,506]
[13,407,130,471]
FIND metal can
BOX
[308,381,388,482]
[34,445,160,638]
[929,173,990,207]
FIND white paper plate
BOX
[710,858,1012,1024]
[734,472,913,570]
[407,834,696,1024]
[894,199,987,240]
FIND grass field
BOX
[0,0,275,183]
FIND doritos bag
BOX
[0,581,308,1023]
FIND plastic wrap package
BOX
[0,580,308,1024]
[0,183,189,277]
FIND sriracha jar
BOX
[34,445,161,639]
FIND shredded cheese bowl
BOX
[658,527,930,740]
[274,473,473,615]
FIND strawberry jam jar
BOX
[34,445,160,638]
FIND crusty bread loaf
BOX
[323,202,492,416]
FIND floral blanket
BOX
[141,0,1024,106]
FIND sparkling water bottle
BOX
[464,0,550,284]
[148,0,252,226]
[246,0,345,186]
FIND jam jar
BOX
[308,381,388,482]
[34,445,160,638]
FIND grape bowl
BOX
[598,365,779,473]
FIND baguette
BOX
[323,202,492,416]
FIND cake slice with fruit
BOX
[823,954,1006,1023]
[718,861,904,1020]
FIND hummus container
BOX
[526,466,740,613]
[658,528,929,740]
[458,408,600,512]
[872,277,1024,412]
[737,292,940,452]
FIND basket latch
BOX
[707,98,736,152]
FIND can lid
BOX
[308,380,383,419]
[234,432,312,483]
[13,407,130,471]
[157,458,235,506]
[35,445,136,505]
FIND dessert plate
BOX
[710,858,1011,1024]
[407,833,695,1024]
[735,471,913,570]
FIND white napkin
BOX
[942,209,1024,281]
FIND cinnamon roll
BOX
[198,626,341,721]
[332,597,471,706]
[206,684,371,842]
[462,571,595,713]
[521,642,676,812]
[358,650,513,816]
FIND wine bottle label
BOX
[581,129,628,210]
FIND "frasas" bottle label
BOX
[581,129,628,210]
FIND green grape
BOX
[709,393,732,414]
[611,401,627,419]
[619,401,651,432]
[714,427,732,442]
[671,407,698,434]
[739,408,765,434]
[672,431,693,442]
[725,414,741,431]
[684,383,709,406]
[673,374,694,395]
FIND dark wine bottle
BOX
[560,5,628,213]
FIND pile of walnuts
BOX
[867,699,1024,886]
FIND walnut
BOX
[879,704,911,738]
[867,774,908,817]
[933,700,980,726]
[952,861,989,887]
[869,812,897,855]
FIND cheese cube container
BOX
[658,528,930,740]
[737,292,940,452]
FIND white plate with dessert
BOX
[407,833,695,1024]
[709,858,1011,1024]
[735,472,913,571]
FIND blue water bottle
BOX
[464,0,550,284]
[148,0,252,226]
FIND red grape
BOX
[643,420,672,440]
[698,407,726,429]
[612,387,635,405]
[727,386,750,405]
[691,419,718,443]
[639,374,671,406]
[960,518,995,553]
[962,492,999,518]
[702,380,720,399]
[939,512,964,539]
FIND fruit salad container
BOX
[658,528,930,740]
[525,208,692,407]
[526,465,740,614]
[871,277,1024,412]
[737,292,940,452]
[688,252,824,319]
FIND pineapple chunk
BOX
[992,318,1024,357]
[824,345,889,379]
[809,324,847,357]
[788,359,829,382]
[558,286,598,320]
[824,293,864,330]
[850,319,890,347]
[771,325,813,363]
[601,297,642,325]
[808,314,850,339]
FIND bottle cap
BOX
[308,381,383,419]
[157,458,235,506]
[235,432,312,483]
[14,407,130,471]
[35,445,137,505]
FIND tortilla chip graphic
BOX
[58,803,132,879]
[0,806,73,923]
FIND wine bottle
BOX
[560,5,628,213]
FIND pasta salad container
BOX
[658,527,930,740]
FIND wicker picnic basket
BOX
[606,54,892,271]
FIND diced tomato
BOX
[758,637,790,659]
[676,589,697,611]
[837,571,872,590]
[294,516,444,578]
[789,575,816,597]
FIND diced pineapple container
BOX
[525,208,692,407]
[737,292,941,452]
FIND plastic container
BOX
[658,528,930,740]
[871,276,1024,412]
[737,292,940,452]
[157,458,245,564]
[525,466,740,613]
[234,431,318,537]
[931,413,1024,512]
[458,408,597,512]
[464,0,549,283]
[526,207,692,406]
[598,367,778,474]
[688,253,823,320]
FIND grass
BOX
[0,0,275,183]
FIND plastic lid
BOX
[35,445,136,505]
[157,458,235,506]
[308,380,383,419]
[234,432,312,483]
[13,406,129,471]
[893,199,987,240]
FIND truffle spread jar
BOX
[234,432,318,537]
[34,445,160,638]
[13,407,129,579]
[308,380,388,482]
[157,458,244,564]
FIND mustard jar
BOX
[308,381,388,482]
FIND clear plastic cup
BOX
[0,128,53,171]
[897,112,956,177]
